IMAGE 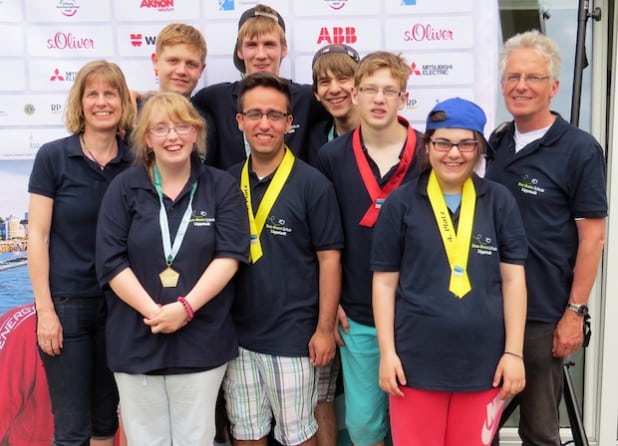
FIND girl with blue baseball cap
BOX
[370,97,528,445]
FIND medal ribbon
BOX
[153,165,198,267]
[352,116,416,227]
[427,171,476,299]
[240,147,295,263]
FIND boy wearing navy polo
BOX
[224,72,343,446]
[191,4,327,169]
[306,43,361,166]
[317,51,423,446]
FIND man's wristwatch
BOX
[566,303,589,316]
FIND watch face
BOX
[579,305,589,315]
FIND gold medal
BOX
[159,266,180,288]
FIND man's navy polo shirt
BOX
[485,114,607,323]
[370,172,528,392]
[96,155,249,373]
[317,125,424,326]
[229,157,344,357]
[192,80,328,169]
[28,134,132,298]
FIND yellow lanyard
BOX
[427,171,476,298]
[240,148,295,263]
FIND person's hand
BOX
[334,305,349,346]
[37,307,63,356]
[144,302,189,334]
[552,310,584,358]
[379,351,406,397]
[309,327,336,367]
[493,353,525,400]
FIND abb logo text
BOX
[317,27,357,45]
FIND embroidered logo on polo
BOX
[190,210,215,227]
[471,233,497,256]
[517,174,545,196]
[265,215,292,236]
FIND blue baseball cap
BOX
[425,97,487,134]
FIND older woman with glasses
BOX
[371,97,528,446]
[95,91,248,445]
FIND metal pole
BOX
[570,0,589,126]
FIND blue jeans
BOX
[39,296,119,446]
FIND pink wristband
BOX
[177,296,194,321]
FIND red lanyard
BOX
[352,116,416,227]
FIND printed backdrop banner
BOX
[0,0,500,218]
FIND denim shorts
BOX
[39,296,119,445]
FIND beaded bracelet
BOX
[503,351,524,360]
[177,296,194,321]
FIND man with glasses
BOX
[192,4,326,169]
[225,72,343,446]
[318,51,424,446]
[486,30,607,446]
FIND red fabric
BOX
[389,386,504,446]
[0,304,53,446]
[351,115,416,227]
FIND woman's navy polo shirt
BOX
[317,126,424,326]
[228,158,344,357]
[370,172,528,392]
[28,134,132,298]
[192,80,328,169]
[96,156,249,373]
[486,114,607,323]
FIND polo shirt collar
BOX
[67,133,133,165]
[131,152,206,195]
[417,169,488,198]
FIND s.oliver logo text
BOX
[404,24,454,42]
[47,32,95,50]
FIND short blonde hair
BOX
[65,60,134,135]
[131,92,206,170]
[354,51,411,92]
[156,23,207,64]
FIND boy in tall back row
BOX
[192,4,327,169]
[318,51,424,446]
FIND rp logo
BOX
[317,27,358,45]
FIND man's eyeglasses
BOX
[149,124,195,137]
[240,110,289,122]
[502,74,552,85]
[430,139,479,153]
[357,86,403,99]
